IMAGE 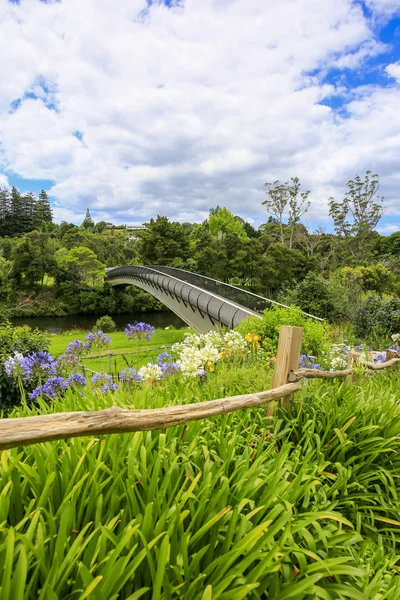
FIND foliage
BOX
[12,231,59,287]
[81,208,94,229]
[62,246,105,285]
[237,305,329,356]
[263,177,310,247]
[0,320,49,409]
[208,206,248,241]
[352,294,400,344]
[94,315,116,332]
[280,272,353,320]
[329,171,384,259]
[139,215,189,266]
[1,365,400,596]
[0,186,53,237]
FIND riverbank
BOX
[49,327,192,372]
[11,310,187,333]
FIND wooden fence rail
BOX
[0,383,301,451]
[0,326,399,450]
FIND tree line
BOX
[0,171,398,323]
[0,187,53,237]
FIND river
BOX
[11,310,186,333]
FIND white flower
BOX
[138,363,163,383]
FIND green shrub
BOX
[95,314,116,332]
[352,294,400,344]
[237,305,329,356]
[0,320,49,409]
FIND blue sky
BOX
[0,0,400,232]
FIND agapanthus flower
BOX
[119,368,141,382]
[91,372,118,392]
[137,363,163,383]
[4,352,24,378]
[18,352,57,382]
[299,354,321,369]
[66,373,86,386]
[67,339,84,355]
[30,375,70,400]
[84,331,112,352]
[159,361,179,377]
[125,322,155,341]
[157,352,173,364]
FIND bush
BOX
[280,273,349,320]
[237,305,329,357]
[95,315,116,332]
[352,295,400,344]
[0,320,49,409]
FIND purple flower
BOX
[84,331,112,352]
[30,375,70,400]
[66,373,86,386]
[374,353,386,363]
[19,352,57,382]
[119,368,141,382]
[299,354,320,369]
[159,361,180,377]
[91,372,118,392]
[125,322,155,342]
[66,339,85,357]
[157,352,173,364]
[389,345,399,351]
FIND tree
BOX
[263,178,310,247]
[287,177,310,249]
[208,207,248,241]
[329,171,384,259]
[81,208,94,230]
[62,246,104,284]
[34,190,53,227]
[138,216,189,265]
[259,243,309,297]
[12,232,59,286]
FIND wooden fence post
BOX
[269,326,303,414]
[346,350,357,383]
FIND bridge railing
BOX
[146,266,322,321]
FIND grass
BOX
[1,364,400,598]
[49,328,192,373]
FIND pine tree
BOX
[10,186,24,235]
[0,188,11,237]
[34,190,53,228]
[21,191,36,233]
[81,208,94,229]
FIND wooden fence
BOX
[0,326,399,451]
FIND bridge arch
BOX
[106,266,322,333]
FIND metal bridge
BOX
[106,266,321,333]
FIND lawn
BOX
[49,327,193,373]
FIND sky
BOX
[0,0,400,233]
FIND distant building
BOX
[106,223,146,239]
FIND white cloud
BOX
[0,0,399,228]
[0,173,9,188]
[386,61,400,82]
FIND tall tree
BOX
[329,171,384,259]
[34,190,53,227]
[263,177,310,247]
[81,208,94,230]
[0,188,11,237]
